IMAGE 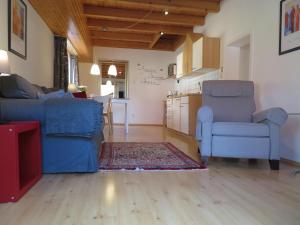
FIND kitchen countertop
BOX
[167,93,201,98]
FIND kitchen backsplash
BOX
[175,70,221,94]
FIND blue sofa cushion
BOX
[38,90,73,100]
[212,122,269,137]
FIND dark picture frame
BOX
[8,0,27,59]
[279,0,300,55]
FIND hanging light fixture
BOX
[106,80,112,86]
[90,63,100,76]
[108,64,117,76]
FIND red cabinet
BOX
[0,121,42,203]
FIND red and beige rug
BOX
[99,142,206,170]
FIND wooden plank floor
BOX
[1,125,300,225]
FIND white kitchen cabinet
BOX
[166,98,173,129]
[180,103,189,135]
[172,97,181,131]
[166,95,202,136]
[176,52,183,79]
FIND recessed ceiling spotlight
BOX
[160,32,164,35]
[164,10,169,15]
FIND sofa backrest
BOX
[202,80,256,122]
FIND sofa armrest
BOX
[0,98,45,122]
[252,107,288,126]
[45,98,104,138]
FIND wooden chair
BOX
[93,94,113,134]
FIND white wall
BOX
[195,0,300,162]
[78,62,102,95]
[80,47,176,125]
[239,44,250,80]
[0,0,53,86]
[175,71,220,95]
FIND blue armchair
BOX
[196,80,288,170]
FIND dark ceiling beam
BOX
[87,18,193,35]
[83,4,205,26]
[92,38,174,51]
[149,33,161,48]
[90,30,154,42]
[83,0,220,16]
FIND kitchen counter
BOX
[167,93,201,98]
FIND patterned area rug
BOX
[99,142,206,170]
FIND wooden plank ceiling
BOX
[29,0,221,62]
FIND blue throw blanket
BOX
[45,98,103,138]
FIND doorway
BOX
[227,34,252,81]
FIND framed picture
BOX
[8,0,27,59]
[279,0,300,55]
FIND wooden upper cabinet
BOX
[192,37,220,72]
[175,34,220,78]
[176,35,220,77]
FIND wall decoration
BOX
[136,63,165,86]
[279,0,300,55]
[8,0,27,59]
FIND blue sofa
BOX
[196,80,288,170]
[0,75,104,173]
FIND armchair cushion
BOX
[202,80,256,122]
[212,122,269,137]
[253,107,288,125]
[211,85,242,97]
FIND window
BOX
[67,40,79,85]
[68,55,79,84]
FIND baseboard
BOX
[130,124,163,127]
[281,158,300,167]
[111,123,163,127]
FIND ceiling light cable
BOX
[121,8,154,30]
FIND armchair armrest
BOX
[253,107,288,126]
[197,106,213,123]
[45,98,104,138]
[196,106,213,157]
[196,106,213,140]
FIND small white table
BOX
[111,98,129,133]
